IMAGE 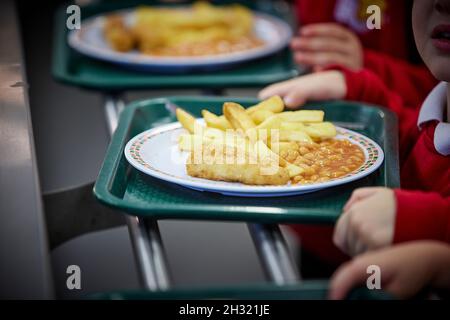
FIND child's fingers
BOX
[333,206,366,256]
[291,36,349,55]
[346,217,359,256]
[258,80,297,100]
[294,51,349,68]
[345,206,369,256]
[290,37,302,50]
[328,257,373,299]
[343,187,382,212]
[312,65,325,73]
[333,210,351,254]
[262,71,346,109]
[301,23,351,40]
[259,77,312,108]
[283,90,308,109]
[352,239,368,257]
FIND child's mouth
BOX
[431,24,450,52]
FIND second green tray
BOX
[52,1,299,90]
[94,97,399,224]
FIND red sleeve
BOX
[338,67,420,157]
[342,67,403,109]
[363,49,437,107]
[393,189,450,243]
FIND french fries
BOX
[223,102,256,131]
[280,122,305,131]
[255,114,282,141]
[256,115,282,131]
[280,122,336,140]
[203,127,226,139]
[202,110,233,130]
[250,109,274,125]
[302,122,337,140]
[277,110,324,123]
[279,130,313,143]
[108,3,263,57]
[176,108,197,134]
[178,134,211,152]
[179,132,251,153]
[270,141,298,155]
[246,95,284,114]
[223,102,258,141]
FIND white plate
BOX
[68,8,292,72]
[124,121,384,197]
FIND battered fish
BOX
[186,150,290,186]
[187,162,290,185]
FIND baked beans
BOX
[280,139,365,185]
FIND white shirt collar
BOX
[417,82,450,156]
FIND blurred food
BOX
[175,96,365,186]
[103,14,135,52]
[103,1,264,56]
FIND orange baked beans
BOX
[280,139,365,184]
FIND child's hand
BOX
[333,187,396,256]
[329,241,450,300]
[291,23,363,72]
[258,71,347,109]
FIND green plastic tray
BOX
[89,282,393,300]
[52,1,299,90]
[93,97,399,224]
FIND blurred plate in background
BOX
[68,8,292,73]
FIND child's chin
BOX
[427,56,450,82]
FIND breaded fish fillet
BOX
[186,158,290,186]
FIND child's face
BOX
[413,0,450,81]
